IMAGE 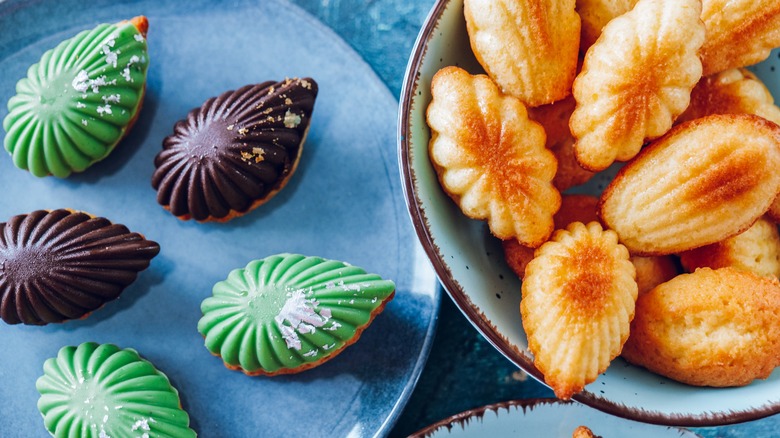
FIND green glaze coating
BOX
[3,18,149,177]
[198,253,396,375]
[36,342,196,438]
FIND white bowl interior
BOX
[400,0,780,426]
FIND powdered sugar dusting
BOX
[275,289,331,351]
[102,94,121,104]
[102,38,118,67]
[131,417,154,432]
[72,70,90,93]
[96,105,112,116]
[323,321,341,331]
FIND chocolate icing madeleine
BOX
[152,78,318,222]
[0,210,160,325]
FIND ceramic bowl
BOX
[398,0,780,426]
[411,399,699,437]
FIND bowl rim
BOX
[397,0,780,427]
[408,398,700,438]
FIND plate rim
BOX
[397,0,780,427]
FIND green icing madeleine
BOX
[3,17,149,177]
[36,342,196,438]
[198,253,396,375]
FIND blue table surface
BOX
[289,0,780,437]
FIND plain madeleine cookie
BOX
[600,114,780,255]
[529,96,595,191]
[570,0,705,171]
[622,267,780,386]
[677,68,780,126]
[427,66,560,247]
[502,194,599,279]
[521,221,637,399]
[679,217,780,278]
[576,0,638,51]
[769,196,780,223]
[631,255,679,295]
[700,0,780,75]
[464,0,580,106]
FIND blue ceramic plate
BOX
[0,0,439,436]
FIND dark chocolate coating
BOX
[152,78,318,221]
[0,210,160,325]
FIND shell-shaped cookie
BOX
[677,68,780,126]
[427,66,560,247]
[622,267,780,386]
[700,0,780,76]
[572,426,599,438]
[576,0,638,51]
[197,254,395,376]
[2,17,149,178]
[0,209,160,325]
[679,217,780,278]
[503,195,598,279]
[503,194,599,279]
[36,342,196,438]
[521,222,637,399]
[631,255,678,295]
[571,0,705,171]
[464,0,580,107]
[600,114,780,255]
[152,79,318,222]
[529,97,595,191]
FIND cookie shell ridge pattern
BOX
[2,17,150,177]
[152,78,318,222]
[36,342,197,438]
[0,209,160,325]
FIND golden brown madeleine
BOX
[677,68,780,125]
[623,267,780,386]
[464,0,580,107]
[503,194,599,279]
[572,426,601,438]
[600,114,780,255]
[576,0,638,51]
[769,196,780,223]
[529,96,595,191]
[502,239,536,280]
[679,217,780,278]
[570,0,705,171]
[700,0,780,76]
[427,66,560,246]
[631,255,679,295]
[521,222,637,399]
